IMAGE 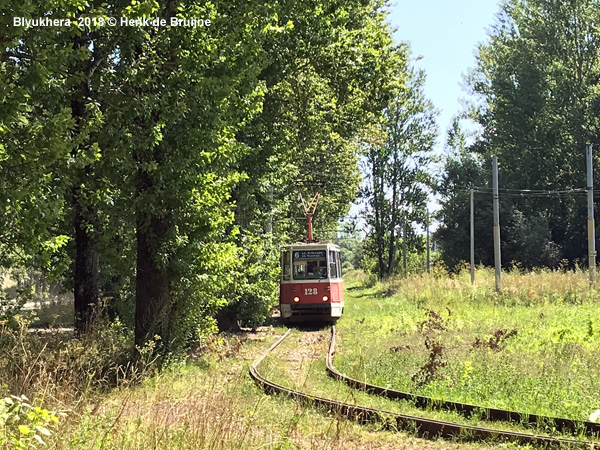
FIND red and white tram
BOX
[279,193,344,323]
[279,243,344,323]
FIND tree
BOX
[0,1,124,331]
[435,119,493,269]
[234,0,405,240]
[453,0,600,268]
[0,0,418,350]
[220,0,408,328]
[104,0,271,349]
[362,66,438,279]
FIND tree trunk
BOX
[71,32,100,333]
[402,212,407,271]
[374,165,386,280]
[133,145,173,348]
[73,190,99,332]
[134,215,172,348]
[387,150,399,278]
[387,229,396,278]
[133,0,182,348]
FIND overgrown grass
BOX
[38,327,459,450]
[336,267,600,422]
[4,267,598,449]
[0,317,141,405]
[0,318,394,449]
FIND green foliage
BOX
[222,234,279,329]
[0,395,59,449]
[435,127,492,270]
[438,0,600,269]
[0,0,423,353]
[235,0,405,242]
[337,236,365,272]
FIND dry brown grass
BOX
[0,316,137,408]
[373,265,600,308]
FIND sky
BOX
[387,0,502,150]
[347,1,502,229]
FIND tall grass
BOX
[337,267,600,420]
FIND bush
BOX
[0,394,59,449]
[0,315,136,404]
[363,273,378,289]
[217,234,278,330]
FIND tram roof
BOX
[281,242,340,251]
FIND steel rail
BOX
[326,326,600,438]
[250,329,599,448]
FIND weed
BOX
[472,329,518,351]
[191,334,249,361]
[411,337,447,388]
[0,394,60,449]
[389,345,411,352]
[337,267,600,420]
[417,309,448,333]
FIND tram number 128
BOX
[304,288,317,295]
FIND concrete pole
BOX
[426,208,430,273]
[587,145,596,284]
[402,211,407,272]
[470,188,475,284]
[492,156,502,293]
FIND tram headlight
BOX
[322,296,328,302]
[293,296,300,302]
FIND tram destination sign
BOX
[294,250,326,259]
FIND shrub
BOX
[0,394,59,449]
[0,315,136,404]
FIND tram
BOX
[279,194,344,323]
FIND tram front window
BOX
[292,250,328,280]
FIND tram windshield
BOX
[292,250,328,280]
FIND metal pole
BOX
[426,208,430,273]
[402,211,407,272]
[587,145,596,284]
[492,156,502,293]
[470,188,475,284]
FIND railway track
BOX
[249,327,600,449]
[326,326,600,437]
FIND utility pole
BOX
[587,145,596,284]
[402,211,407,272]
[492,156,502,293]
[426,208,430,273]
[470,188,475,284]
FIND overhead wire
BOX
[453,187,589,199]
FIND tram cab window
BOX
[292,250,327,280]
[281,251,291,281]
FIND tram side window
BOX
[329,251,341,279]
[282,251,291,281]
[327,251,342,279]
